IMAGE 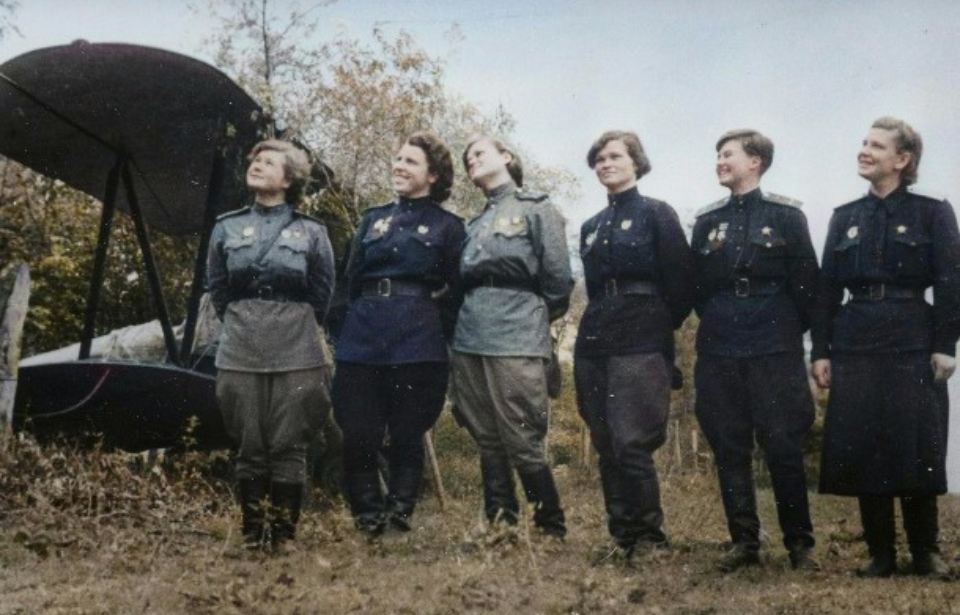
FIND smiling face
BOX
[857,127,910,187]
[464,138,512,189]
[246,149,291,201]
[716,139,761,193]
[593,139,638,194]
[392,143,436,198]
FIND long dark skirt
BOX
[819,351,949,496]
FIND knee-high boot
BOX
[344,471,386,536]
[857,496,897,577]
[480,454,520,525]
[519,467,566,538]
[270,482,304,548]
[238,476,270,548]
[386,466,422,532]
[902,495,949,578]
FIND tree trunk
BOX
[0,263,30,427]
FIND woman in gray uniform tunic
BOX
[207,139,335,551]
[450,135,574,537]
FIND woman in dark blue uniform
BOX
[333,131,465,536]
[812,117,960,579]
[575,130,694,559]
[207,139,336,552]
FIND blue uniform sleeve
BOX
[932,200,960,356]
[785,210,820,333]
[811,212,846,361]
[653,202,695,328]
[343,213,373,301]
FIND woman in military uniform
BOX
[575,131,694,559]
[812,117,959,579]
[207,139,336,551]
[450,135,573,538]
[332,131,465,536]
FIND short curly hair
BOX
[247,139,311,204]
[586,130,651,179]
[404,131,455,203]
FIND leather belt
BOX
[720,277,782,298]
[361,278,432,298]
[465,275,537,294]
[247,285,299,302]
[847,283,925,302]
[602,279,660,298]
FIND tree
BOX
[195,0,579,222]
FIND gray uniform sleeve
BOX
[306,222,336,325]
[530,200,573,321]
[206,221,229,320]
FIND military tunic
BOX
[450,181,572,530]
[691,188,818,552]
[813,187,960,496]
[574,186,694,548]
[206,202,335,483]
[331,196,465,528]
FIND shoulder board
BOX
[762,191,803,208]
[432,202,465,221]
[292,210,326,226]
[216,206,250,221]
[695,197,729,218]
[515,189,548,203]
[835,194,868,210]
[907,186,946,202]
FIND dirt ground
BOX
[1,417,959,615]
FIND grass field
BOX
[1,381,958,615]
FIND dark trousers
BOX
[575,352,670,546]
[332,361,448,517]
[695,352,815,550]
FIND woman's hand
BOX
[931,353,957,382]
[812,359,832,389]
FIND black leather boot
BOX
[902,495,950,579]
[344,471,386,536]
[270,482,304,551]
[717,469,761,571]
[237,476,270,549]
[386,466,422,532]
[857,496,897,578]
[519,467,566,539]
[635,477,669,549]
[599,461,637,551]
[769,469,818,570]
[480,454,520,525]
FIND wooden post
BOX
[0,263,31,433]
[423,430,447,511]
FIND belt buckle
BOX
[604,279,618,297]
[734,278,750,298]
[377,278,391,297]
[869,283,885,301]
[257,285,274,300]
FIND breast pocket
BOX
[223,235,256,271]
[275,235,310,276]
[891,232,932,279]
[407,226,445,271]
[611,226,656,277]
[492,216,531,256]
[747,227,789,277]
[832,235,861,281]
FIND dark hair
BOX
[716,129,774,176]
[404,131,455,202]
[247,139,311,204]
[586,130,651,179]
[871,116,922,186]
[462,135,524,187]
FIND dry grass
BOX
[2,389,960,615]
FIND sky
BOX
[1,0,959,254]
